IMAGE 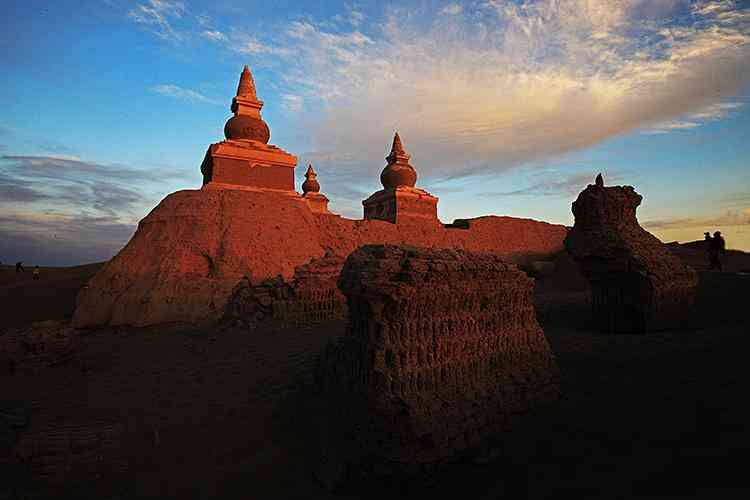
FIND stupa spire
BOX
[225,65,269,143]
[302,163,321,194]
[381,132,416,189]
[386,131,411,165]
[236,65,258,100]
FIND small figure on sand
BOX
[33,265,40,280]
[15,261,24,273]
[708,231,726,271]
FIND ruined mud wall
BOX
[73,189,567,328]
[565,182,698,333]
[316,245,560,466]
[223,253,347,326]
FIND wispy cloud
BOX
[644,101,744,133]
[211,0,750,182]
[643,207,750,230]
[440,3,463,16]
[128,0,186,42]
[201,30,226,42]
[477,170,628,198]
[150,84,221,105]
[0,154,187,264]
[281,94,304,112]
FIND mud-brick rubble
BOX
[316,244,560,475]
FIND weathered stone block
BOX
[316,244,560,469]
[564,178,698,333]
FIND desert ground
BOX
[2,244,750,499]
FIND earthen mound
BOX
[73,189,567,328]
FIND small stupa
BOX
[362,132,438,223]
[200,65,297,192]
[301,164,331,214]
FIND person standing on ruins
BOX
[33,266,40,280]
[708,231,726,271]
[15,261,24,273]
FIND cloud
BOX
[231,33,292,56]
[201,30,227,42]
[150,84,221,105]
[440,4,463,16]
[644,101,744,133]
[643,207,750,230]
[210,0,750,183]
[281,94,304,112]
[0,212,136,266]
[128,0,186,42]
[477,170,628,197]
[0,154,183,264]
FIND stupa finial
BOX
[225,65,269,143]
[381,132,416,189]
[386,131,411,165]
[236,65,258,100]
[302,163,321,194]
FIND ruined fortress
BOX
[72,66,567,328]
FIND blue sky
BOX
[1,0,749,265]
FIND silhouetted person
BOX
[33,265,40,280]
[704,232,712,267]
[595,173,604,188]
[709,231,726,271]
[15,261,24,273]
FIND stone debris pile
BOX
[0,321,78,374]
[224,253,347,326]
[564,175,698,333]
[16,421,125,487]
[316,244,560,471]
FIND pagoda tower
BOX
[362,132,439,223]
[301,163,331,214]
[200,66,297,192]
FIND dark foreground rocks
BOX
[315,245,560,485]
[0,320,79,375]
[565,178,698,333]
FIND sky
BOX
[1,0,749,266]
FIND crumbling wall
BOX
[223,253,347,326]
[316,245,560,467]
[564,181,698,333]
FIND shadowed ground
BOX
[1,247,749,499]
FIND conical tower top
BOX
[381,132,416,189]
[225,65,269,142]
[302,163,321,194]
[386,131,411,164]
[236,65,258,100]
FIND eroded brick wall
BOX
[224,253,347,326]
[316,245,560,466]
